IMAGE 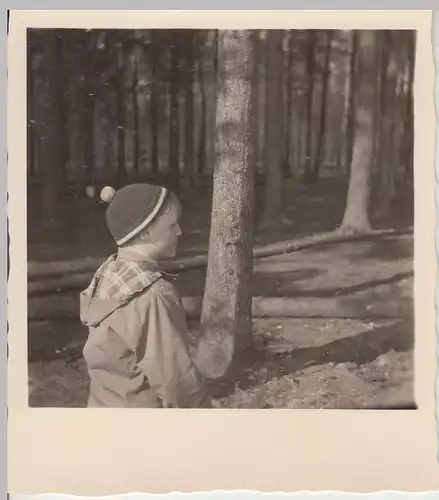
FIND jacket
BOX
[79,249,212,408]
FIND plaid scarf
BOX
[84,254,165,305]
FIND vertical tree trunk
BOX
[195,30,255,380]
[82,35,95,190]
[201,30,217,177]
[250,30,260,179]
[51,30,69,197]
[262,30,284,227]
[339,31,376,234]
[181,32,195,197]
[197,65,207,177]
[312,30,333,182]
[150,32,160,177]
[283,30,296,176]
[400,31,415,188]
[27,31,35,181]
[167,30,180,192]
[373,30,398,219]
[132,50,140,176]
[341,30,358,176]
[115,40,127,185]
[39,30,64,230]
[303,30,317,181]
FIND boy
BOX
[80,183,212,408]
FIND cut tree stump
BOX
[27,227,412,284]
[28,292,413,322]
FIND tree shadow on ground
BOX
[252,269,413,298]
[209,317,414,400]
[349,235,414,263]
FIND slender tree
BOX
[150,31,160,177]
[195,30,255,380]
[283,30,296,176]
[82,32,96,189]
[262,29,284,227]
[38,30,64,230]
[312,30,333,182]
[181,31,195,196]
[400,31,415,188]
[167,30,180,192]
[132,48,140,175]
[341,30,358,176]
[114,38,128,185]
[339,30,376,234]
[27,30,35,181]
[303,30,317,181]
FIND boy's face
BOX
[147,203,182,259]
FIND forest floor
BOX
[27,175,416,409]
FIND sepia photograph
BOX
[26,27,416,410]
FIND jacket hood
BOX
[79,254,163,327]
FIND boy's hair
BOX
[120,191,181,247]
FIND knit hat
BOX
[100,183,168,246]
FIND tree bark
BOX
[283,30,296,177]
[250,30,260,181]
[181,32,195,197]
[166,30,180,192]
[400,31,415,188]
[195,30,255,380]
[150,31,160,177]
[312,30,333,182]
[303,30,317,181]
[27,31,35,181]
[204,31,218,177]
[197,64,207,176]
[341,30,357,176]
[132,49,140,175]
[262,30,284,226]
[82,34,96,190]
[339,30,376,234]
[115,40,127,185]
[39,30,64,231]
[54,31,69,197]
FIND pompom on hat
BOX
[100,183,168,246]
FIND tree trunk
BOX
[132,50,140,175]
[195,30,255,380]
[283,30,296,177]
[339,31,376,234]
[54,31,69,197]
[311,30,333,182]
[115,40,127,185]
[197,57,206,177]
[82,37,95,190]
[250,30,260,181]
[150,32,159,177]
[303,30,317,181]
[167,30,180,192]
[262,30,284,227]
[39,30,63,231]
[199,30,217,177]
[27,32,35,181]
[400,31,415,188]
[375,31,398,218]
[181,32,195,197]
[341,30,358,176]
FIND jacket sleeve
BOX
[137,282,212,408]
